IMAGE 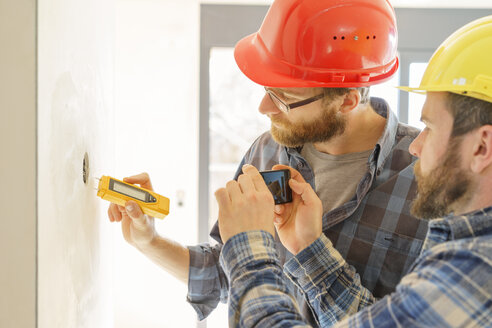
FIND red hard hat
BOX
[234,0,399,88]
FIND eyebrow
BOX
[275,88,308,99]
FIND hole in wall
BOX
[83,152,90,184]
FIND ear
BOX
[470,125,492,174]
[338,89,361,114]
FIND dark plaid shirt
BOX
[187,98,429,325]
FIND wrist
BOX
[220,231,278,280]
[134,231,158,252]
[294,233,322,255]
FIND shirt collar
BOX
[422,206,492,251]
[371,97,398,172]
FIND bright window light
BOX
[408,63,429,129]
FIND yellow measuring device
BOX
[96,176,170,219]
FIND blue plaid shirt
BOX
[187,98,428,324]
[220,207,492,327]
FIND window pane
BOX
[208,46,270,327]
[408,63,428,129]
[209,47,270,229]
[370,68,400,116]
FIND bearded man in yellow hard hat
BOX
[216,15,492,327]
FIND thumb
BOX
[272,164,306,183]
[125,201,146,224]
[289,179,318,206]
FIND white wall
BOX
[37,0,115,327]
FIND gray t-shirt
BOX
[301,143,373,212]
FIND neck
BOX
[313,103,387,155]
[453,175,492,215]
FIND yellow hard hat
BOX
[399,15,492,103]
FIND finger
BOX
[108,207,114,222]
[226,180,242,201]
[116,205,126,222]
[237,173,256,195]
[110,203,122,222]
[273,216,286,229]
[214,188,232,215]
[274,215,285,224]
[289,179,318,206]
[124,200,146,225]
[123,172,154,191]
[274,204,285,215]
[242,164,269,192]
[272,164,307,184]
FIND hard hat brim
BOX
[398,85,492,103]
[234,32,399,88]
[396,86,426,94]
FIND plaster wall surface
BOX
[37,0,115,327]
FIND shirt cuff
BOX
[220,230,279,281]
[186,244,226,320]
[284,234,346,291]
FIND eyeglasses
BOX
[264,87,325,113]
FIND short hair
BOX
[446,92,492,137]
[321,87,370,108]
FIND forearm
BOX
[137,235,190,284]
[221,231,311,328]
[285,234,376,326]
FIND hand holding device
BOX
[104,173,161,249]
[97,175,169,219]
[271,164,323,255]
[215,165,276,243]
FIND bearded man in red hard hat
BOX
[107,1,426,326]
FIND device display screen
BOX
[112,180,147,201]
[260,169,292,204]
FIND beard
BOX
[411,138,474,219]
[269,105,346,147]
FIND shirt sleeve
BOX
[334,245,492,327]
[284,234,376,327]
[220,231,312,328]
[186,243,229,320]
[221,229,492,328]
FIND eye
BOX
[283,95,296,102]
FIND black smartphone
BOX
[259,169,293,204]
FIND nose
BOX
[408,130,425,158]
[259,94,282,115]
